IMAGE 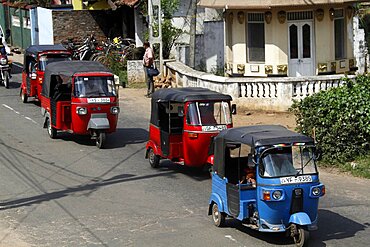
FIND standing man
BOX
[143,41,155,97]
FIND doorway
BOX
[288,21,314,77]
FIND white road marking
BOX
[2,104,14,111]
[25,116,38,124]
[2,104,38,125]
[225,235,237,243]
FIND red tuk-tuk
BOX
[145,87,233,170]
[21,44,71,103]
[40,61,119,148]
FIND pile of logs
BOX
[154,74,173,89]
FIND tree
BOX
[141,0,182,59]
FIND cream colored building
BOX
[199,0,369,77]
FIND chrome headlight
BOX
[312,187,321,196]
[76,107,87,115]
[110,106,120,114]
[0,57,7,65]
[272,190,282,200]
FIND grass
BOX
[338,154,370,179]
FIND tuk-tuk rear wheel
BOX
[212,203,225,227]
[96,132,106,149]
[46,118,57,139]
[293,227,309,247]
[148,148,160,168]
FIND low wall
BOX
[164,61,354,112]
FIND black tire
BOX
[293,227,310,247]
[46,118,57,139]
[212,203,225,227]
[21,90,28,103]
[148,148,160,168]
[96,132,106,149]
[4,71,9,88]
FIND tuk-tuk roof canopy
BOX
[41,61,113,98]
[151,87,232,103]
[213,125,314,178]
[25,44,68,55]
[217,125,314,147]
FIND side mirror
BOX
[178,106,184,117]
[314,149,322,160]
[248,154,256,167]
[31,73,37,80]
[231,104,237,115]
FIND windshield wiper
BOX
[295,156,313,177]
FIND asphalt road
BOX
[0,65,369,247]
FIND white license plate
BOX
[280,175,312,184]
[87,98,110,103]
[201,125,227,132]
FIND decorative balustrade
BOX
[126,60,355,111]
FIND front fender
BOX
[289,212,312,226]
[208,193,224,215]
[87,116,110,130]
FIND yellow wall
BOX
[225,6,355,77]
[72,0,111,10]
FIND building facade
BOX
[199,0,369,77]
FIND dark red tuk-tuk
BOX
[21,44,71,103]
[145,87,233,170]
[40,61,119,148]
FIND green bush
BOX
[290,75,370,163]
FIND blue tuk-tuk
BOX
[208,125,325,247]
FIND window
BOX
[247,13,265,62]
[186,101,232,126]
[74,76,116,97]
[334,9,345,59]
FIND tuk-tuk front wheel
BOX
[148,148,160,168]
[46,118,57,139]
[212,203,225,227]
[21,89,28,103]
[96,132,106,149]
[291,225,309,247]
[3,71,9,89]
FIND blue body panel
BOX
[210,172,322,232]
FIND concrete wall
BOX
[203,21,224,73]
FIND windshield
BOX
[38,54,71,71]
[260,145,317,178]
[74,76,116,97]
[186,101,232,126]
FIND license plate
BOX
[201,125,227,132]
[280,175,312,184]
[87,98,110,103]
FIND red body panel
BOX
[147,101,233,168]
[69,97,118,134]
[22,51,70,99]
[40,72,118,136]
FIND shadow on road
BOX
[154,160,210,182]
[0,170,176,211]
[222,208,368,246]
[55,128,148,149]
[309,209,368,246]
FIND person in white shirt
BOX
[143,41,155,97]
[0,33,10,55]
